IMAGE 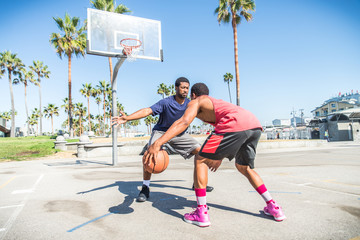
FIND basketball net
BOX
[120,38,142,62]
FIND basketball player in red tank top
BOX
[144,83,286,227]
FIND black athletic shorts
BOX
[199,128,262,169]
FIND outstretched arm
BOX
[143,100,199,164]
[112,107,153,127]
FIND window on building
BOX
[331,103,336,107]
[332,109,336,112]
[315,112,319,117]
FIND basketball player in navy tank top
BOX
[112,77,213,203]
[144,83,286,227]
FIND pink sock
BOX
[256,184,274,204]
[195,188,207,208]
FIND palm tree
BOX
[169,84,176,96]
[96,80,110,135]
[144,115,154,135]
[0,51,24,137]
[215,0,255,106]
[13,67,35,135]
[223,72,233,103]
[31,108,41,135]
[27,115,38,135]
[0,111,11,128]
[50,13,86,137]
[43,104,59,135]
[29,60,50,135]
[74,102,87,136]
[80,83,96,132]
[95,114,103,135]
[61,98,72,133]
[157,83,169,99]
[90,0,131,84]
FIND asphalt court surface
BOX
[0,142,360,240]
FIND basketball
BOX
[143,150,169,174]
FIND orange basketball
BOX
[143,150,169,174]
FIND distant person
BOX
[112,77,213,203]
[144,83,286,227]
[324,130,329,142]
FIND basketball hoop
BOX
[120,38,142,62]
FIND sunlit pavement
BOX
[0,142,359,240]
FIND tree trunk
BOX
[232,12,240,106]
[68,54,73,137]
[24,83,30,135]
[227,82,232,103]
[87,97,91,131]
[109,57,113,85]
[103,93,106,136]
[8,71,15,137]
[51,115,54,135]
[38,78,43,135]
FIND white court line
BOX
[12,189,34,194]
[286,182,360,197]
[0,174,44,240]
[0,205,24,210]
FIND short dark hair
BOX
[175,77,189,87]
[191,83,209,96]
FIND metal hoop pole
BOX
[112,57,126,166]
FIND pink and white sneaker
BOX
[183,206,211,227]
[264,201,286,221]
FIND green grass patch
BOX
[0,136,60,162]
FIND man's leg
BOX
[235,164,286,221]
[136,167,151,202]
[183,155,211,227]
[191,147,213,192]
[137,131,163,202]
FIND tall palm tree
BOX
[169,84,176,96]
[215,0,255,106]
[61,98,71,133]
[14,67,35,135]
[157,83,169,99]
[43,104,59,135]
[31,108,41,135]
[0,111,11,128]
[50,13,86,137]
[80,83,95,132]
[96,80,110,135]
[223,72,233,103]
[0,51,24,137]
[90,0,131,84]
[74,102,87,136]
[29,60,50,135]
[27,115,38,135]
[144,115,154,135]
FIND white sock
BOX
[143,180,150,187]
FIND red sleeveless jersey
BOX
[206,96,262,133]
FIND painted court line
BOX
[67,213,113,232]
[12,189,34,194]
[0,174,44,240]
[0,176,16,189]
[0,205,24,210]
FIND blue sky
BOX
[1,0,359,133]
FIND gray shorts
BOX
[149,130,201,159]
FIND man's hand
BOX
[111,111,127,127]
[204,159,222,172]
[143,142,161,167]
